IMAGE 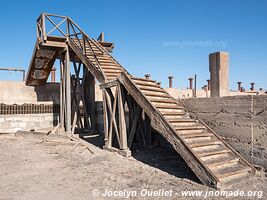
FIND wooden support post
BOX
[83,66,96,132]
[102,88,109,145]
[102,84,131,157]
[117,84,128,150]
[65,46,71,134]
[59,57,65,130]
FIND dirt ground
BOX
[0,132,266,200]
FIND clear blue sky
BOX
[0,0,266,90]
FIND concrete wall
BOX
[0,113,59,133]
[0,81,60,133]
[0,81,60,104]
[180,95,267,168]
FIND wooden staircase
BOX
[25,13,256,189]
[119,75,256,189]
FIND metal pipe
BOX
[0,67,26,81]
[194,74,197,97]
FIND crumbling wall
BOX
[180,95,267,168]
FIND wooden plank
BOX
[117,84,128,150]
[127,106,141,148]
[102,88,109,144]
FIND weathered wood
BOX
[117,84,127,150]
[83,65,96,131]
[118,74,219,188]
[102,88,109,144]
[105,88,121,148]
[144,113,152,146]
[65,46,71,134]
[127,106,141,148]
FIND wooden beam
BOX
[127,106,141,148]
[144,113,152,146]
[65,46,72,134]
[102,88,109,144]
[117,84,127,150]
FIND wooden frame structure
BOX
[100,81,152,156]
[25,13,257,189]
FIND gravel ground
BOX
[0,133,266,200]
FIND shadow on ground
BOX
[80,131,201,185]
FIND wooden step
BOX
[147,97,174,102]
[184,136,213,144]
[174,125,205,131]
[198,149,231,159]
[134,81,160,88]
[151,99,177,105]
[105,71,122,76]
[216,165,251,182]
[85,48,102,54]
[138,86,164,93]
[87,55,111,60]
[142,91,170,98]
[217,169,251,189]
[193,143,225,153]
[158,107,184,113]
[140,88,167,94]
[206,156,239,170]
[166,117,195,122]
[182,132,213,138]
[131,77,156,83]
[153,103,183,109]
[101,65,121,70]
[190,141,222,148]
[98,60,117,65]
[164,115,186,120]
[102,68,122,73]
[160,111,187,116]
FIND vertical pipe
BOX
[51,67,56,82]
[188,78,193,90]
[250,82,255,91]
[194,74,197,97]
[168,76,174,88]
[207,79,211,90]
[237,82,242,92]
[22,71,25,82]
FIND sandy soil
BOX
[0,133,266,200]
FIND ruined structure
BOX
[209,52,229,97]
[25,13,256,189]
